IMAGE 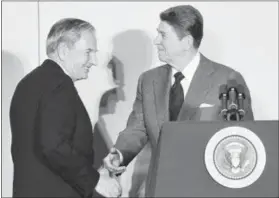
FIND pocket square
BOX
[199,103,214,108]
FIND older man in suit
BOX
[10,18,121,197]
[103,5,254,197]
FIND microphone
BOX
[227,79,238,110]
[237,84,246,119]
[219,84,228,120]
[226,80,239,121]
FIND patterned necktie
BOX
[169,71,185,121]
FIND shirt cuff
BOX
[115,148,124,165]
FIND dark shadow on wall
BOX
[111,30,153,100]
[93,30,154,196]
[2,51,25,101]
[1,51,25,192]
[113,30,154,197]
[111,30,153,198]
[2,50,25,138]
[92,56,125,170]
[93,29,154,196]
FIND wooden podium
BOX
[148,121,278,197]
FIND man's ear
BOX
[57,42,69,61]
[181,34,194,51]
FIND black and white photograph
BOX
[1,1,278,197]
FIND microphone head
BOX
[237,84,246,98]
[227,79,238,90]
[219,84,227,98]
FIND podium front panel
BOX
[150,121,278,197]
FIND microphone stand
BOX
[219,84,245,121]
[227,86,248,121]
[219,84,228,121]
[226,108,240,121]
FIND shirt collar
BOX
[171,52,200,81]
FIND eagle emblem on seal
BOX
[205,126,266,188]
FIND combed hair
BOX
[160,5,203,48]
[46,18,95,56]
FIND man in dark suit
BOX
[102,5,255,197]
[10,18,121,197]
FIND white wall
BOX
[2,2,278,197]
[39,1,278,121]
[2,2,39,197]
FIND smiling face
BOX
[62,30,98,81]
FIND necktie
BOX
[169,72,185,121]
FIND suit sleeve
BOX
[39,80,99,198]
[229,71,254,120]
[114,74,148,166]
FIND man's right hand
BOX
[103,148,126,175]
[95,169,122,197]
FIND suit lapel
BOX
[177,54,215,121]
[152,54,216,129]
[153,65,172,129]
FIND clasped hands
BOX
[95,148,126,197]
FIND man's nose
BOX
[89,54,98,66]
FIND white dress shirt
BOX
[171,52,200,97]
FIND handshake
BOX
[95,148,126,197]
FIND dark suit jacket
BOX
[10,59,100,197]
[114,53,254,196]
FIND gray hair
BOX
[46,18,95,56]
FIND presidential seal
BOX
[204,126,266,188]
